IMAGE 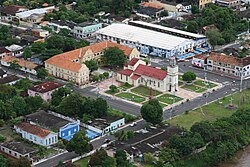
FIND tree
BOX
[66,131,92,155]
[0,84,17,101]
[115,150,129,167]
[143,153,156,164]
[109,85,118,92]
[57,93,85,116]
[205,29,224,48]
[58,28,71,37]
[85,60,98,72]
[103,72,109,78]
[182,72,196,83]
[89,149,116,167]
[9,60,21,72]
[141,99,163,125]
[0,100,13,120]
[37,67,48,79]
[46,35,65,50]
[14,78,33,90]
[25,96,43,114]
[10,96,27,116]
[191,5,200,14]
[92,75,100,82]
[102,47,127,68]
[0,154,7,167]
[186,21,198,33]
[40,49,63,60]
[23,48,32,60]
[31,42,47,54]
[93,98,108,117]
[99,74,105,80]
[51,87,72,106]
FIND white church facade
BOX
[117,58,178,92]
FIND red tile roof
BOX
[1,56,38,69]
[117,69,133,76]
[2,5,26,15]
[208,52,243,66]
[128,58,140,66]
[16,122,52,138]
[135,64,167,80]
[29,81,63,93]
[131,74,141,80]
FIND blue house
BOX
[26,110,80,141]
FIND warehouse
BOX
[96,22,208,58]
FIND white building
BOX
[207,52,250,79]
[73,22,103,39]
[0,142,36,160]
[117,58,178,92]
[1,56,38,75]
[14,122,58,146]
[86,116,125,137]
[5,44,23,57]
[96,21,207,58]
[192,54,208,68]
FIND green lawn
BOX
[74,157,90,167]
[119,83,133,90]
[116,92,145,103]
[157,93,183,104]
[166,89,250,130]
[182,84,207,93]
[105,90,118,95]
[131,85,162,97]
[194,80,218,89]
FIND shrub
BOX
[0,119,5,127]
[0,135,6,142]
[103,72,109,78]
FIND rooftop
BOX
[0,69,6,77]
[29,81,63,93]
[26,110,71,130]
[130,21,206,39]
[1,142,36,155]
[208,52,250,66]
[0,47,11,54]
[77,22,98,27]
[97,23,193,50]
[140,2,163,9]
[136,6,163,16]
[16,6,55,19]
[5,44,23,51]
[134,64,168,80]
[50,20,77,29]
[193,54,208,60]
[111,125,182,154]
[88,115,123,130]
[128,58,140,66]
[1,56,39,69]
[1,5,27,15]
[16,122,52,138]
[0,74,19,84]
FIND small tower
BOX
[167,57,178,92]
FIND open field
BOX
[166,89,250,130]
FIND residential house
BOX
[86,115,125,137]
[0,69,20,85]
[207,52,250,79]
[45,41,140,84]
[136,5,164,20]
[14,122,58,146]
[26,110,80,141]
[28,81,64,101]
[32,29,49,38]
[0,47,12,59]
[5,44,23,57]
[0,5,27,22]
[117,57,178,92]
[1,56,39,75]
[192,54,208,68]
[215,0,241,10]
[73,22,103,39]
[47,20,76,33]
[0,142,36,160]
[15,6,55,23]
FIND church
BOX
[117,58,178,92]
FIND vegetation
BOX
[36,67,48,79]
[131,85,162,97]
[102,47,127,69]
[107,108,137,123]
[182,72,196,83]
[89,149,116,167]
[85,60,99,72]
[116,92,145,103]
[114,130,134,141]
[0,25,20,46]
[109,85,119,93]
[66,131,93,155]
[157,94,183,104]
[141,99,163,125]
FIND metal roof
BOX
[130,21,206,39]
[16,6,55,19]
[97,23,193,51]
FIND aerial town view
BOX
[0,0,250,167]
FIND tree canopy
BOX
[182,72,196,82]
[141,99,163,125]
[102,47,127,68]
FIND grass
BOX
[116,92,145,103]
[74,157,90,167]
[119,83,133,90]
[166,89,250,130]
[157,93,183,104]
[131,85,162,97]
[105,89,118,95]
[0,126,18,142]
[182,84,207,93]
[194,80,218,88]
[108,108,138,122]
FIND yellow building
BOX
[199,0,212,9]
[45,41,140,85]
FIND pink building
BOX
[28,82,63,101]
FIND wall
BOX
[0,146,29,159]
[73,23,103,39]
[27,89,55,101]
[1,60,37,75]
[59,122,80,140]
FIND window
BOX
[30,135,32,140]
